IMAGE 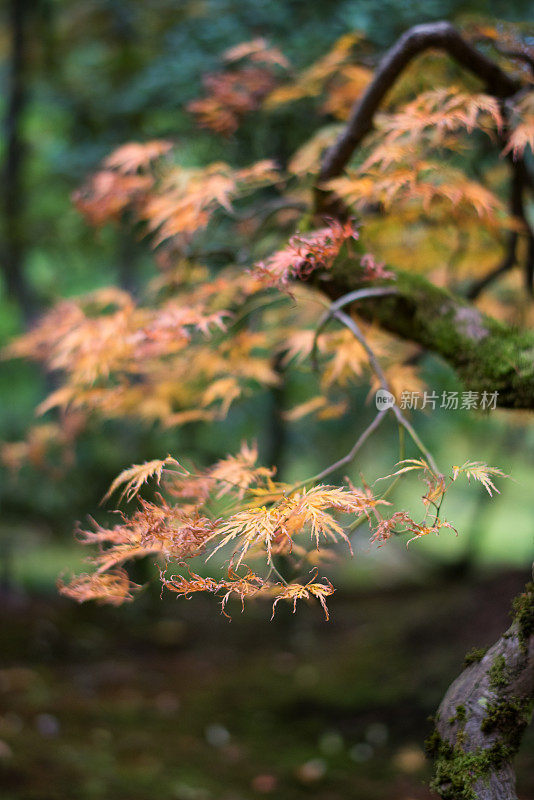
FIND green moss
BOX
[426,682,532,800]
[429,626,534,797]
[511,581,534,652]
[488,654,508,691]
[429,737,493,800]
[427,731,516,800]
[448,704,467,725]
[463,647,488,667]
[481,696,532,752]
[424,727,444,759]
[456,730,467,748]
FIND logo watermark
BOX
[375,389,396,410]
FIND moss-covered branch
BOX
[426,581,534,800]
[320,264,534,409]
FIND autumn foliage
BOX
[5,19,531,618]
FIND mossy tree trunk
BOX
[427,583,534,800]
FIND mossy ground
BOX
[1,571,533,800]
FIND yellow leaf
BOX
[451,461,509,496]
[103,456,185,503]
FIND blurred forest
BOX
[1,1,534,799]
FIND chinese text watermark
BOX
[375,390,499,411]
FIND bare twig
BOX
[312,286,398,368]
[292,289,437,493]
[291,407,388,490]
[331,308,440,474]
[316,286,398,326]
[234,198,307,224]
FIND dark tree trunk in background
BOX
[265,354,288,480]
[117,226,139,294]
[2,0,37,324]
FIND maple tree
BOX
[4,18,534,800]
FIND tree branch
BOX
[320,263,534,409]
[466,156,525,301]
[427,580,534,800]
[470,33,534,76]
[466,232,517,301]
[505,155,534,296]
[319,21,520,183]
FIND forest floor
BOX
[1,569,533,800]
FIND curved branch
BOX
[428,580,534,800]
[320,263,534,409]
[467,232,518,301]
[319,21,520,183]
[466,157,525,300]
[506,155,534,296]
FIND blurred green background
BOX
[0,1,533,799]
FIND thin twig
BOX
[312,286,397,368]
[290,407,389,491]
[390,405,439,475]
[332,308,440,474]
[266,561,289,586]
